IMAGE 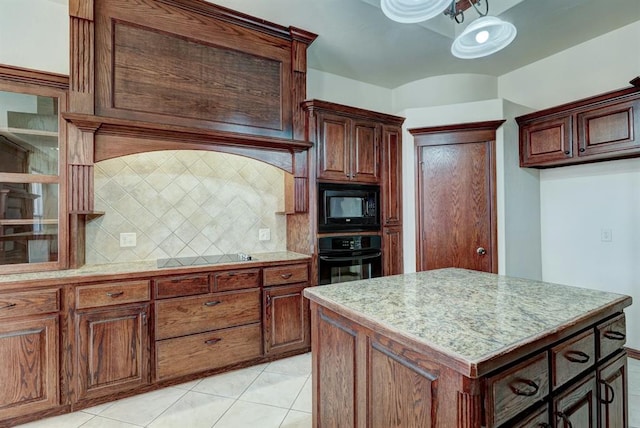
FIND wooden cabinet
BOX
[553,372,598,428]
[75,303,150,402]
[0,287,60,422]
[263,263,311,356]
[382,226,403,276]
[517,83,640,168]
[0,315,59,421]
[598,352,628,428]
[314,111,380,183]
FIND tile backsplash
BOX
[85,150,286,264]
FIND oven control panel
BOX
[319,235,381,252]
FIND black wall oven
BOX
[318,235,382,285]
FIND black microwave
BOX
[318,183,380,232]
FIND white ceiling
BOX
[208,0,640,88]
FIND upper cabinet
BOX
[517,79,640,168]
[303,100,404,185]
[0,66,68,273]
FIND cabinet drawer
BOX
[597,314,626,361]
[551,329,595,389]
[154,274,209,299]
[76,280,150,309]
[155,288,260,340]
[0,288,59,319]
[155,323,262,381]
[487,352,549,428]
[212,268,260,292]
[263,263,308,286]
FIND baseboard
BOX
[625,346,640,360]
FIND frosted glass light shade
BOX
[381,0,452,23]
[451,16,517,59]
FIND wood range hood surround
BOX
[66,0,317,267]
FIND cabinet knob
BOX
[564,150,570,155]
[476,247,487,256]
[579,148,586,152]
[556,411,573,428]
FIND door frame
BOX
[410,120,504,273]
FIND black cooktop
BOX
[156,253,253,268]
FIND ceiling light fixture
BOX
[380,0,452,23]
[447,0,517,59]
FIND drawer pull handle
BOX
[203,300,221,307]
[204,338,222,345]
[280,273,293,279]
[0,303,17,310]
[563,350,590,363]
[599,380,615,404]
[106,291,124,298]
[604,330,626,341]
[227,273,236,277]
[509,378,539,397]
[556,411,573,428]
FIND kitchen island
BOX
[304,268,632,428]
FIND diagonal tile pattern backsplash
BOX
[86,150,286,264]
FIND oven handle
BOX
[319,252,382,262]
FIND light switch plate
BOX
[601,228,612,242]
[120,232,137,247]
[259,228,271,241]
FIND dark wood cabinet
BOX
[553,372,598,428]
[518,83,640,168]
[381,125,403,226]
[0,315,59,421]
[75,303,150,402]
[263,263,311,356]
[598,352,628,428]
[263,283,310,355]
[315,111,380,183]
[382,226,403,276]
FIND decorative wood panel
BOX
[598,352,627,428]
[263,284,310,355]
[382,126,403,226]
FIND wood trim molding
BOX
[302,99,405,126]
[0,64,68,90]
[625,346,640,360]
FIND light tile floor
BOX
[15,354,640,428]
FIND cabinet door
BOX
[0,315,59,420]
[382,226,403,276]
[76,303,150,402]
[520,115,573,167]
[382,125,402,226]
[351,120,380,183]
[263,284,310,355]
[317,113,351,181]
[598,352,627,428]
[553,372,597,428]
[511,404,549,428]
[577,98,640,158]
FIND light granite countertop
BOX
[0,251,310,285]
[304,268,631,376]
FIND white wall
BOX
[307,69,392,113]
[499,20,640,350]
[0,0,68,74]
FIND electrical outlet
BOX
[258,228,271,241]
[120,232,137,247]
[601,228,612,242]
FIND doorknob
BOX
[477,247,487,256]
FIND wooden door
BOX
[382,226,403,276]
[0,316,59,420]
[317,113,351,181]
[351,120,380,183]
[412,121,502,273]
[553,373,598,428]
[382,125,402,226]
[76,303,150,402]
[598,352,628,428]
[263,284,310,355]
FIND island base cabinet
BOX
[553,372,598,428]
[0,316,59,421]
[75,304,150,403]
[598,352,628,428]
